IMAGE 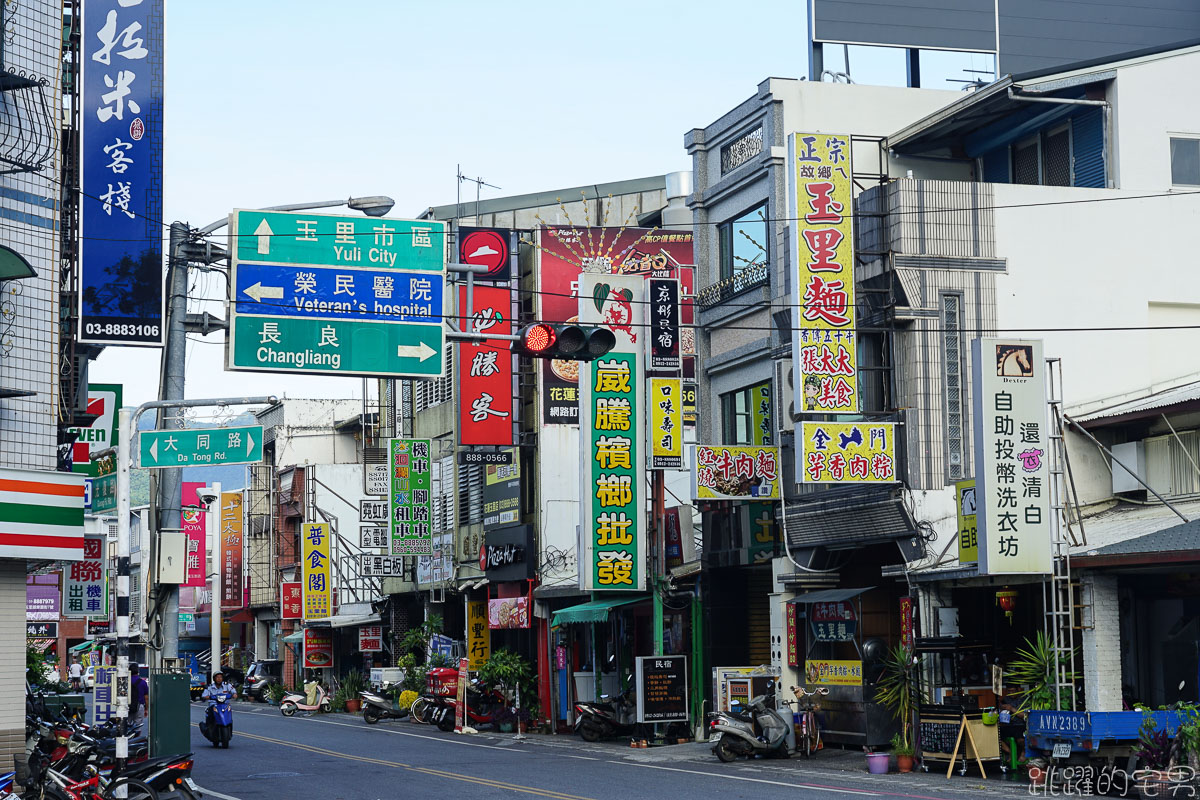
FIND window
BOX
[721,387,753,445]
[1171,137,1200,186]
[457,461,482,525]
[941,294,966,481]
[1043,126,1071,187]
[1012,138,1040,185]
[717,204,767,280]
[1002,125,1075,187]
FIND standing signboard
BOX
[64,535,106,618]
[358,626,383,652]
[956,479,978,563]
[226,210,447,378]
[971,339,1052,574]
[692,446,781,501]
[303,629,333,670]
[482,456,520,529]
[182,482,207,587]
[219,492,244,610]
[388,438,433,555]
[301,523,331,619]
[648,278,680,371]
[67,385,122,475]
[635,656,688,723]
[467,600,490,669]
[799,422,897,483]
[280,582,302,620]
[789,132,857,414]
[79,1,165,347]
[649,378,683,470]
[579,274,646,592]
[458,284,514,446]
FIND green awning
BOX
[69,641,99,653]
[552,596,647,626]
[282,630,305,643]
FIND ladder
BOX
[1044,358,1077,710]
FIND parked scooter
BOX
[280,682,332,716]
[431,679,509,732]
[708,682,793,762]
[361,684,409,725]
[574,675,640,742]
[199,691,234,748]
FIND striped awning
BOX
[28,638,55,652]
[0,468,84,560]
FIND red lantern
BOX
[996,590,1018,624]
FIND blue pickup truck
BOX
[1027,709,1185,764]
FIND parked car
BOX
[242,660,284,702]
[189,672,207,702]
[83,665,96,693]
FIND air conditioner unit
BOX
[773,359,796,436]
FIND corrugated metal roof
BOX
[1079,518,1200,558]
[1069,498,1200,554]
[1071,380,1200,425]
[784,485,919,551]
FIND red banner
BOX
[458,284,513,446]
[220,492,244,610]
[182,482,207,587]
[900,596,914,649]
[280,582,302,619]
[786,603,799,667]
[303,628,333,669]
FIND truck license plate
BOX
[1052,742,1071,759]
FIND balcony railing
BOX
[696,262,769,309]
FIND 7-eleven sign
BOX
[66,385,122,477]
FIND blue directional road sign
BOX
[235,263,443,324]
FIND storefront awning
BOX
[787,587,874,605]
[306,612,381,629]
[69,640,98,653]
[552,596,647,626]
[281,631,305,644]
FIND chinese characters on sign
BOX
[303,629,334,670]
[786,604,799,667]
[648,278,680,371]
[649,378,683,470]
[64,535,106,618]
[182,482,207,587]
[467,600,490,669]
[800,422,897,483]
[900,596,914,649]
[358,625,383,652]
[635,656,688,723]
[360,526,388,550]
[26,575,60,621]
[360,555,406,578]
[416,532,453,585]
[220,492,244,610]
[483,456,520,529]
[791,132,858,414]
[804,659,863,686]
[971,339,1052,574]
[692,445,781,500]
[301,523,331,620]
[389,438,433,555]
[280,582,302,620]
[810,600,858,642]
[458,285,514,446]
[956,479,978,563]
[80,0,164,346]
[92,666,117,725]
[750,381,773,446]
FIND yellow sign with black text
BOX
[649,378,683,470]
[956,479,978,563]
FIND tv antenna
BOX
[456,165,502,223]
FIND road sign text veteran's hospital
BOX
[226,210,447,379]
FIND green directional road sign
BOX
[226,209,446,379]
[138,425,264,469]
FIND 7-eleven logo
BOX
[72,390,117,468]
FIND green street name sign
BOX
[231,209,446,272]
[138,425,264,468]
[90,473,117,514]
[229,316,442,378]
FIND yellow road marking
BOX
[237,731,595,800]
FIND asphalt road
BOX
[180,701,1036,800]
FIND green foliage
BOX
[477,649,532,696]
[1177,708,1200,760]
[26,645,48,685]
[397,653,426,694]
[340,670,367,696]
[875,644,918,750]
[1007,632,1078,711]
[330,686,349,712]
[426,652,451,669]
[1136,713,1174,770]
[396,615,444,665]
[890,731,914,756]
[267,683,286,704]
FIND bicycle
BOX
[791,686,829,758]
[24,753,158,800]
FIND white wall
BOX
[271,399,361,467]
[309,463,373,600]
[1108,47,1200,191]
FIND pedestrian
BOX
[131,663,149,730]
[69,659,83,692]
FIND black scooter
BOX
[360,684,409,725]
[573,676,641,742]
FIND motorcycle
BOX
[360,685,409,725]
[199,691,234,748]
[708,682,793,762]
[279,682,332,716]
[574,679,641,743]
[430,679,509,732]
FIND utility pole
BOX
[207,482,222,676]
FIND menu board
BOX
[635,655,688,723]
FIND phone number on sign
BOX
[85,323,160,338]
[1030,765,1199,797]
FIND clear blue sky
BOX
[94,0,993,406]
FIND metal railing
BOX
[695,262,769,308]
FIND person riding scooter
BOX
[200,671,234,748]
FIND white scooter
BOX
[708,682,794,762]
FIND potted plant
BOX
[875,643,918,772]
[478,649,533,731]
[1135,713,1174,793]
[267,683,286,706]
[1007,631,1078,711]
[341,671,367,714]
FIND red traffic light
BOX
[521,323,557,354]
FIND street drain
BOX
[248,772,302,779]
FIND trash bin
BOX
[149,673,191,757]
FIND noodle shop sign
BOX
[810,600,857,642]
[691,445,781,501]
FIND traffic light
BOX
[516,323,616,361]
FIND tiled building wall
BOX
[0,563,27,765]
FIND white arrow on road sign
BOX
[397,342,437,361]
[254,219,273,255]
[242,282,284,302]
[247,431,255,455]
[149,438,158,463]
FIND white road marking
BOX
[564,755,602,760]
[261,713,531,753]
[606,761,879,796]
[192,786,245,800]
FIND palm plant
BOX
[1007,631,1078,711]
[875,644,919,750]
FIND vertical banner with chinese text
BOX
[64,535,107,618]
[971,338,1051,574]
[301,522,331,619]
[648,278,680,371]
[220,492,244,610]
[467,600,490,669]
[182,482,207,587]
[790,133,857,414]
[389,438,433,555]
[956,479,978,563]
[458,285,514,446]
[280,582,302,620]
[649,378,683,470]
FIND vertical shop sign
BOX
[750,381,773,446]
[649,377,683,469]
[182,482,207,587]
[971,339,1052,574]
[458,285,513,446]
[80,0,165,346]
[389,438,433,555]
[301,522,331,619]
[786,604,799,667]
[358,625,383,652]
[799,422,897,483]
[92,666,117,725]
[64,535,106,618]
[482,454,520,529]
[663,507,685,570]
[681,381,697,427]
[790,132,857,414]
[219,491,244,610]
[280,582,302,620]
[648,278,680,371]
[899,596,914,649]
[467,600,490,669]
[580,272,646,592]
[303,629,333,669]
[956,479,978,563]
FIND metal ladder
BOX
[1044,357,1077,710]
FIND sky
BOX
[91,0,995,408]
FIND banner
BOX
[389,438,433,555]
[749,380,773,446]
[303,628,333,669]
[805,659,863,686]
[458,284,513,446]
[810,600,857,642]
[692,445,780,500]
[301,522,331,620]
[790,132,857,413]
[64,535,106,618]
[358,625,383,652]
[482,454,520,530]
[537,227,693,424]
[649,378,683,470]
[580,273,646,592]
[467,600,490,669]
[786,605,799,667]
[92,666,117,725]
[487,597,531,629]
[182,482,207,587]
[79,0,164,346]
[799,422,897,483]
[956,479,978,563]
[648,278,680,371]
[280,582,302,620]
[635,655,688,723]
[971,338,1052,574]
[27,575,60,621]
[900,596,914,649]
[67,384,122,475]
[219,491,244,610]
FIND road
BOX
[184,702,1032,800]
